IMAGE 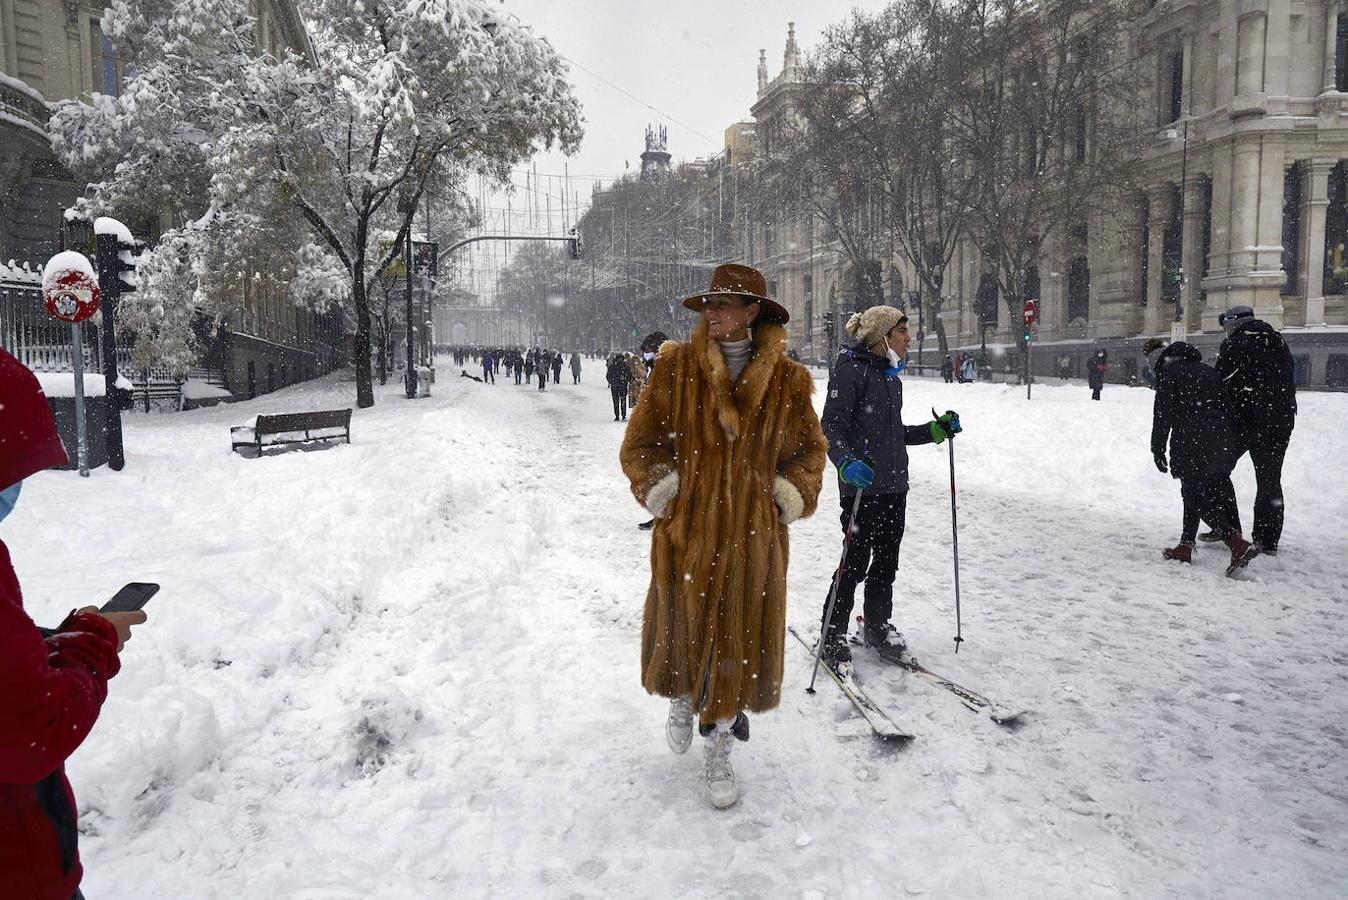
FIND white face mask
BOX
[883,338,900,369]
[643,351,655,361]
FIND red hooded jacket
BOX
[1,347,121,899]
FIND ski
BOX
[852,621,1025,724]
[789,626,915,742]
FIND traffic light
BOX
[96,231,140,296]
[568,227,582,260]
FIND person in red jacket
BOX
[0,347,147,900]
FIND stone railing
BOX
[0,74,50,138]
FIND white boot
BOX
[703,723,739,809]
[666,696,694,754]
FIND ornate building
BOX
[640,124,672,181]
[732,6,1348,388]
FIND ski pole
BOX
[808,486,865,693]
[935,407,964,653]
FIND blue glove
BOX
[839,458,875,489]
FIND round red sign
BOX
[1022,299,1038,325]
[44,269,101,324]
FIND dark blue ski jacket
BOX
[820,345,934,495]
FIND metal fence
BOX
[1,278,227,408]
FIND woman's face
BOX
[701,296,760,340]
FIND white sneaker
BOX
[666,696,694,754]
[703,726,739,809]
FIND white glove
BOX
[645,470,679,519]
[773,475,804,525]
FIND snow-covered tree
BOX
[51,0,583,405]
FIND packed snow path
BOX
[12,365,1347,898]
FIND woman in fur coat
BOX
[619,263,827,809]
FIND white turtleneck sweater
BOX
[718,336,753,382]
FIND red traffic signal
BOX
[1023,299,1038,325]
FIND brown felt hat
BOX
[681,263,789,325]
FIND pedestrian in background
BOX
[1150,342,1258,576]
[1200,305,1297,556]
[1088,348,1109,400]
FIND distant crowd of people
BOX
[448,345,583,391]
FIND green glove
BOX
[929,410,962,444]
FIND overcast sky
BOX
[488,0,891,229]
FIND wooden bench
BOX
[230,409,352,456]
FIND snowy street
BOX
[10,366,1348,898]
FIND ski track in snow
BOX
[9,366,1347,898]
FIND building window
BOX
[91,26,131,96]
[1139,200,1150,306]
[1161,47,1184,124]
[1337,16,1348,91]
[1161,184,1183,307]
[976,273,1000,331]
[1282,162,1303,296]
[1067,257,1090,321]
[1324,162,1348,295]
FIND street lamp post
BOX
[398,190,416,399]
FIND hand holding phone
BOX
[101,582,158,613]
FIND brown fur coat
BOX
[619,320,827,722]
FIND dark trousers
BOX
[515,368,522,384]
[483,368,493,384]
[611,387,627,419]
[1180,476,1240,543]
[573,373,580,384]
[821,492,907,641]
[538,371,547,391]
[1245,425,1293,549]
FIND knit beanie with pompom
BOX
[844,305,908,349]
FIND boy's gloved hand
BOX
[839,458,875,490]
[929,410,962,444]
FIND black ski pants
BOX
[611,386,627,420]
[1244,424,1293,549]
[1180,476,1240,544]
[821,491,907,642]
[538,370,547,391]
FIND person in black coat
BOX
[1207,306,1296,554]
[1087,349,1108,400]
[817,305,960,669]
[1151,342,1258,576]
[606,353,630,420]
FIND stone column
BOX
[1181,177,1206,333]
[1324,3,1340,93]
[1254,137,1288,329]
[1302,158,1335,325]
[1145,184,1171,335]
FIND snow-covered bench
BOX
[230,409,352,456]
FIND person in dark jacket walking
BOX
[482,350,495,384]
[570,352,582,384]
[1151,342,1259,576]
[818,306,961,669]
[0,348,148,900]
[606,353,630,420]
[1201,306,1297,555]
[524,352,535,383]
[551,351,563,385]
[1088,349,1108,400]
[940,355,954,383]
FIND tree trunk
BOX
[375,318,388,385]
[353,277,375,408]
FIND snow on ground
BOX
[7,363,1347,898]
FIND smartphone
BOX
[101,582,159,613]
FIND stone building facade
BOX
[0,0,342,397]
[734,6,1348,388]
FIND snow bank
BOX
[180,379,231,400]
[35,372,107,397]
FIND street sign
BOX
[44,266,101,323]
[1022,298,1038,326]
